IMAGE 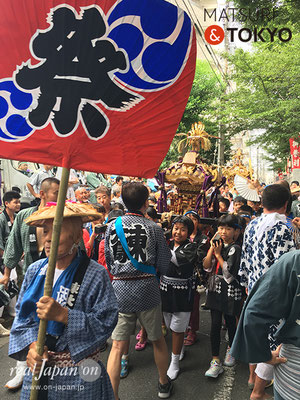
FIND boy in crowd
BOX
[203,214,243,378]
[219,197,230,213]
[247,200,263,217]
[233,196,247,214]
[160,216,197,379]
[222,184,231,200]
[237,205,253,226]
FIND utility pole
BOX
[217,124,225,167]
[256,146,259,180]
[217,1,229,168]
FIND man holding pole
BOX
[8,202,118,399]
[0,177,60,390]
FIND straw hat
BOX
[25,202,103,227]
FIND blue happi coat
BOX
[9,258,118,399]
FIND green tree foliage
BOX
[231,0,300,29]
[160,60,228,169]
[221,0,300,171]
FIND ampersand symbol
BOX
[204,25,225,45]
[210,28,220,42]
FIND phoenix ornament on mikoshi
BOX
[222,148,254,189]
[176,121,217,153]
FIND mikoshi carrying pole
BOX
[30,167,70,400]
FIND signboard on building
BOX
[289,138,300,169]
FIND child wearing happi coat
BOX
[160,216,197,380]
[203,214,243,378]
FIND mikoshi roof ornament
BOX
[0,1,196,398]
[157,121,224,216]
[222,148,253,189]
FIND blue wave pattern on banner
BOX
[0,80,33,141]
[108,0,192,90]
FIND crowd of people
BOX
[0,164,299,400]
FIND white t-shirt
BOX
[53,268,64,286]
[29,169,54,193]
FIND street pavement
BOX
[0,298,275,400]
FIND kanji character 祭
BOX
[15,5,140,139]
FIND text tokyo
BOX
[227,27,292,43]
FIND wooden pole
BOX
[30,167,70,400]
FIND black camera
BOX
[212,237,224,245]
[164,229,172,242]
[161,220,169,229]
[0,280,19,307]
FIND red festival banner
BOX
[289,138,300,170]
[0,0,196,177]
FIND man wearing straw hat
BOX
[8,201,118,399]
[1,177,60,390]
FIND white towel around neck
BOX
[255,212,287,241]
